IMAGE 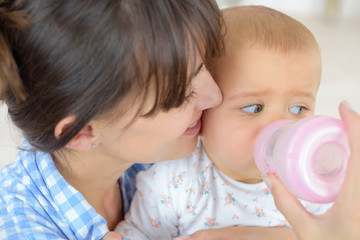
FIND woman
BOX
[0,0,223,239]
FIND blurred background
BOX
[0,0,359,169]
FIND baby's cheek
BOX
[227,150,252,170]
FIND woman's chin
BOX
[164,136,198,160]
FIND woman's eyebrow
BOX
[192,63,204,77]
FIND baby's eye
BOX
[242,104,263,114]
[289,106,305,115]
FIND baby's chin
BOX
[234,173,263,184]
[235,167,263,183]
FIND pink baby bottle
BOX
[254,116,350,203]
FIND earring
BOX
[91,143,96,150]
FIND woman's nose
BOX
[194,71,222,111]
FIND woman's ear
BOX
[54,115,97,151]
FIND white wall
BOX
[217,0,360,19]
[0,105,21,169]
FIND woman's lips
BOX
[184,118,201,136]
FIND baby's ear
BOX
[54,114,96,151]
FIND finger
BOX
[264,173,312,233]
[339,101,360,153]
[102,231,124,240]
[187,228,232,240]
[173,236,192,240]
[337,101,360,202]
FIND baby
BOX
[116,5,329,239]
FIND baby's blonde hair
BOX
[222,5,319,54]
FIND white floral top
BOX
[116,141,331,240]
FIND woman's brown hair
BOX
[0,0,224,152]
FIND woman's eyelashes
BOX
[183,62,203,104]
[184,90,198,103]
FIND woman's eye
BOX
[289,106,305,115]
[184,90,198,103]
[242,104,263,114]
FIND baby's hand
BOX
[101,231,124,240]
[173,226,296,240]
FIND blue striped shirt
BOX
[0,145,151,240]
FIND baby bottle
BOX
[254,116,350,203]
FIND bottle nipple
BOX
[313,142,347,180]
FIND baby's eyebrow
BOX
[288,90,315,100]
[227,90,268,100]
[227,90,315,100]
